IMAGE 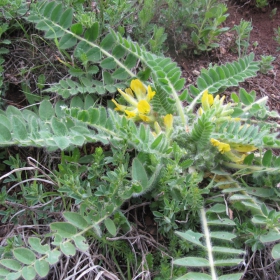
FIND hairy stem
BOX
[200,207,217,280]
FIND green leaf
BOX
[176,272,212,280]
[100,33,115,51]
[39,100,54,121]
[104,218,117,236]
[71,23,83,35]
[174,78,185,91]
[150,133,163,149]
[239,88,253,105]
[63,212,88,229]
[12,116,27,140]
[50,222,77,238]
[34,260,49,277]
[173,257,209,267]
[46,250,61,265]
[0,259,21,271]
[86,47,101,62]
[180,159,194,169]
[212,246,244,254]
[22,266,36,280]
[52,233,63,245]
[0,123,11,141]
[218,273,243,280]
[6,271,21,280]
[0,114,11,129]
[207,204,226,213]
[260,230,280,243]
[207,218,235,226]
[59,34,77,49]
[0,268,9,276]
[124,53,137,68]
[72,236,89,251]
[232,108,243,117]
[84,22,99,42]
[244,153,254,165]
[214,259,243,266]
[132,158,148,187]
[60,242,76,256]
[6,105,22,119]
[100,57,117,69]
[112,45,126,58]
[175,230,204,247]
[60,8,73,29]
[152,211,163,218]
[42,1,56,17]
[53,136,70,150]
[271,243,280,259]
[262,150,272,167]
[252,215,267,224]
[51,117,68,136]
[28,237,50,254]
[210,231,236,241]
[111,68,129,80]
[50,3,63,22]
[13,248,36,265]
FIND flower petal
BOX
[125,110,137,118]
[210,138,231,154]
[201,90,214,111]
[130,79,146,100]
[138,100,150,114]
[139,114,152,122]
[112,99,127,112]
[117,88,138,107]
[147,85,156,101]
[163,114,173,130]
[125,88,134,96]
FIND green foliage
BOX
[158,0,229,53]
[233,19,253,57]
[258,55,275,74]
[0,1,279,279]
[256,0,268,8]
[174,209,244,280]
[274,26,280,51]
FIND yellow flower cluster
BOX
[211,138,257,163]
[210,138,231,154]
[112,79,174,136]
[112,79,156,123]
[201,89,214,111]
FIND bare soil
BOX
[171,1,280,118]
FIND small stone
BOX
[192,70,200,76]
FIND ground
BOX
[172,1,280,118]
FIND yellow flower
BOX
[138,100,150,114]
[112,99,130,111]
[125,110,137,118]
[201,90,214,111]
[117,88,138,107]
[139,114,153,122]
[210,138,231,154]
[130,79,146,100]
[147,85,156,101]
[113,79,156,123]
[164,114,173,131]
[125,88,134,96]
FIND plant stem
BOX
[223,161,279,172]
[200,207,217,280]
